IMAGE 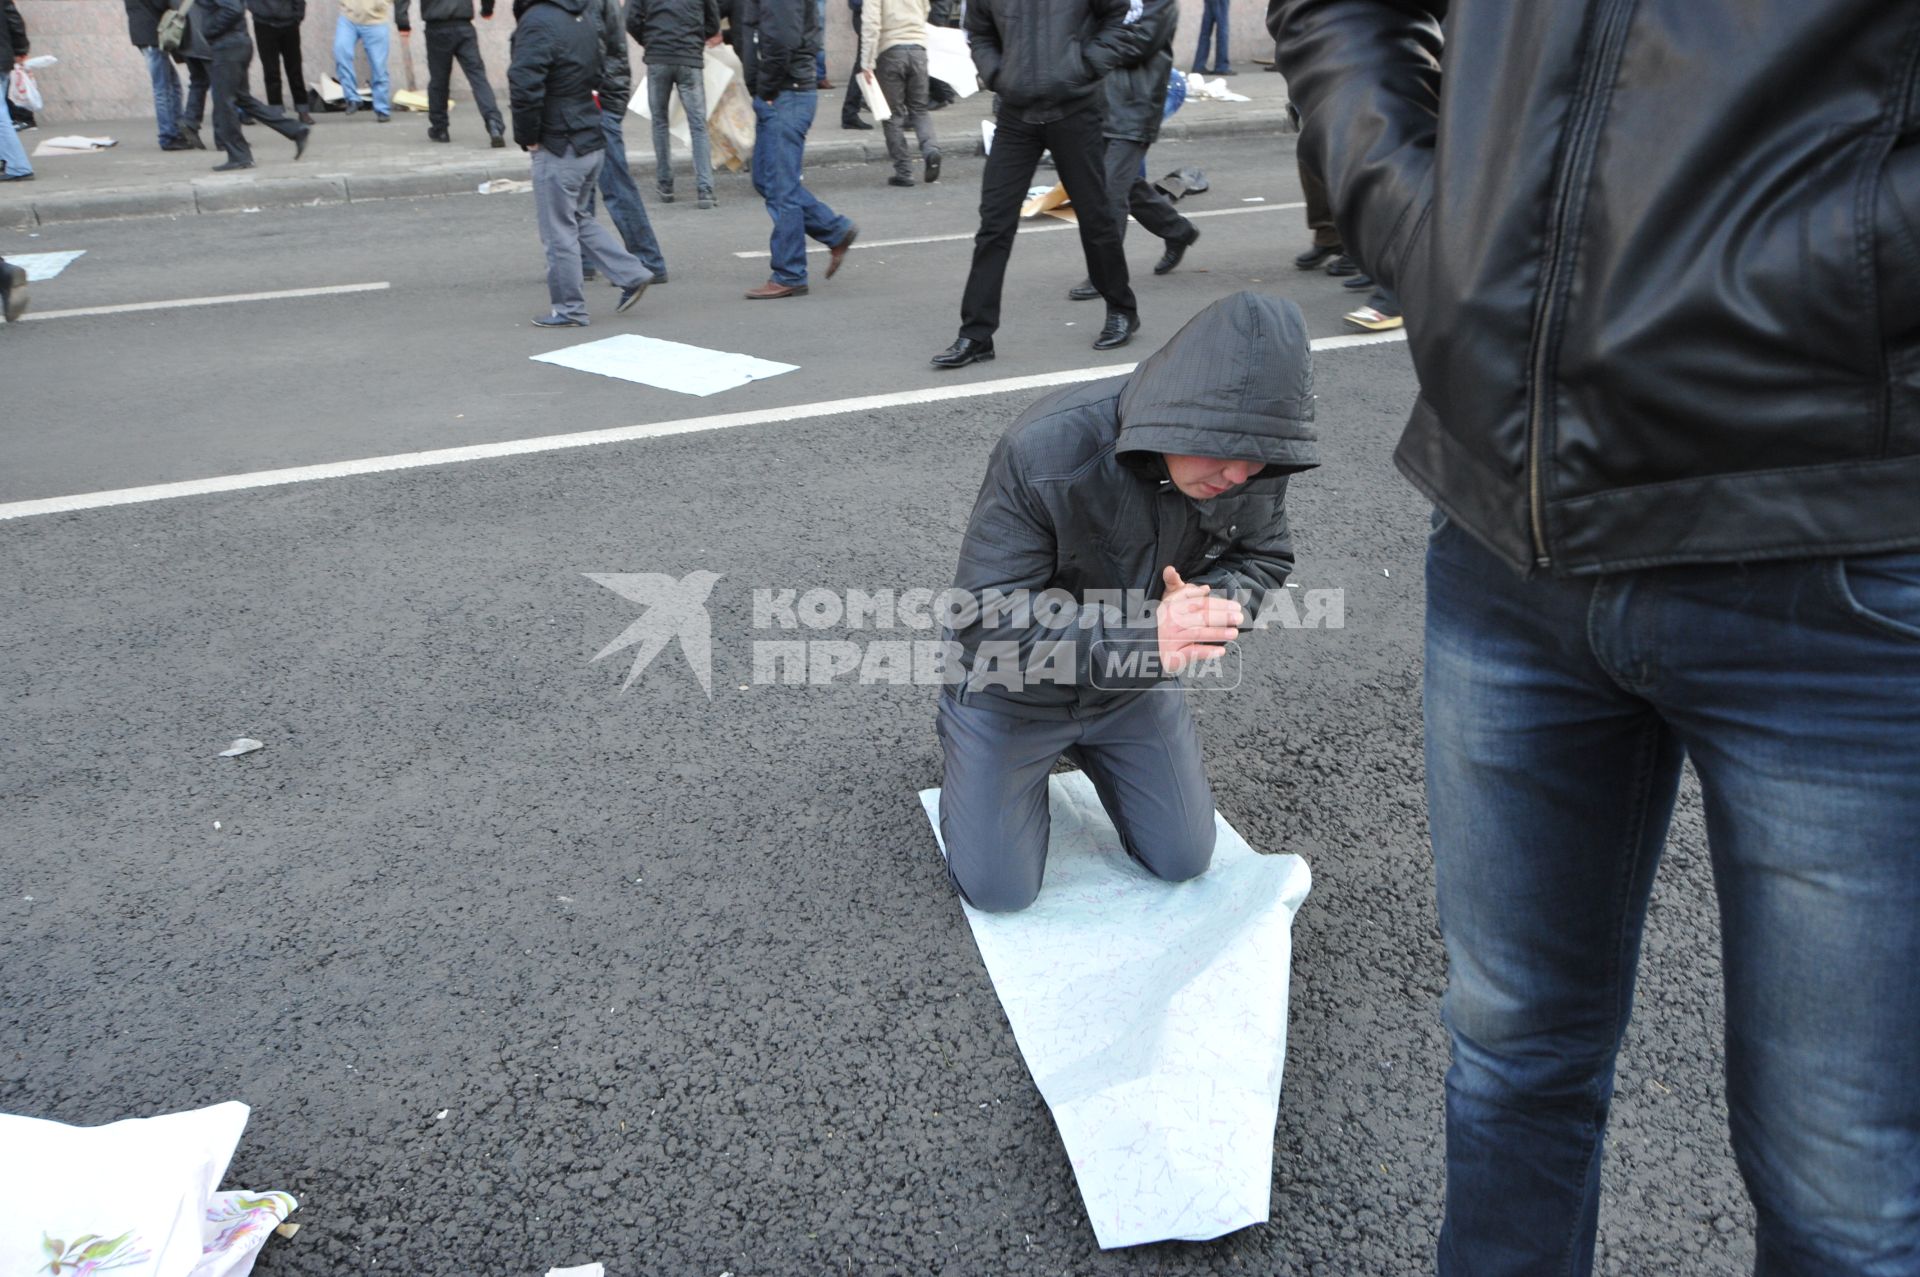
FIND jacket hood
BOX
[1114,291,1318,478]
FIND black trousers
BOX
[1104,137,1193,245]
[254,20,306,110]
[960,103,1135,341]
[425,20,504,135]
[210,45,305,164]
[1298,148,1340,249]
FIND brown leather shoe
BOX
[745,279,808,299]
[826,224,859,280]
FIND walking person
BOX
[931,0,1139,367]
[0,0,34,180]
[736,0,859,300]
[202,0,311,168]
[123,0,196,148]
[334,0,394,119]
[627,0,718,206]
[1068,0,1195,299]
[396,0,505,143]
[1274,0,1920,1272]
[1190,0,1229,75]
[859,0,938,187]
[248,0,313,123]
[509,0,652,326]
[580,0,668,279]
[836,0,868,129]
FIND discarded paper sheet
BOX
[533,334,797,396]
[6,250,86,282]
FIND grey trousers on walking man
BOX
[647,64,713,203]
[873,42,938,181]
[532,145,651,323]
[935,687,1217,913]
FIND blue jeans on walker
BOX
[1424,516,1920,1276]
[750,90,851,287]
[333,16,392,115]
[0,105,31,178]
[143,47,185,146]
[588,109,667,279]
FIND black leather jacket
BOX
[629,0,720,68]
[966,0,1133,125]
[1271,0,1920,576]
[945,293,1319,720]
[1102,0,1175,145]
[736,0,819,99]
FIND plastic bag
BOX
[8,68,44,113]
[1161,63,1187,118]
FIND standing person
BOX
[628,0,719,206]
[395,0,506,144]
[859,0,937,187]
[124,0,194,148]
[1190,0,1229,75]
[1272,1,1920,1273]
[509,0,651,326]
[202,0,310,169]
[735,0,859,300]
[0,0,33,180]
[580,0,668,279]
[835,0,867,129]
[333,0,394,120]
[931,0,1138,368]
[168,0,212,149]
[248,0,313,123]
[1067,0,1194,299]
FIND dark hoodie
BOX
[944,291,1319,720]
[508,0,605,153]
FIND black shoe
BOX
[1068,279,1101,302]
[1214,65,1237,75]
[1293,243,1342,270]
[1092,312,1138,351]
[888,174,914,187]
[343,99,360,116]
[293,126,310,160]
[658,189,675,203]
[1,261,28,323]
[211,160,254,171]
[0,172,32,181]
[924,150,941,183]
[489,131,506,148]
[644,271,667,284]
[697,195,716,209]
[428,128,450,143]
[582,265,597,282]
[842,115,874,130]
[182,127,207,150]
[1154,228,1198,275]
[1325,253,1360,277]
[375,112,391,123]
[532,313,589,327]
[616,281,648,312]
[161,136,194,151]
[931,337,995,368]
[1343,272,1376,290]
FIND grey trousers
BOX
[648,63,714,201]
[935,688,1217,913]
[874,43,938,177]
[532,145,651,321]
[1104,137,1195,246]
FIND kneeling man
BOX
[937,291,1318,912]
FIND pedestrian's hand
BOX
[1157,566,1241,675]
[526,142,540,151]
[705,33,721,45]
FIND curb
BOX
[5,108,1295,229]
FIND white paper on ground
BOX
[7,250,85,281]
[34,135,118,154]
[545,1265,606,1277]
[925,26,980,99]
[920,772,1311,1250]
[533,334,797,396]
[0,1101,298,1277]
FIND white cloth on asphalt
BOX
[5,250,85,281]
[919,771,1312,1249]
[533,334,797,396]
[0,1101,297,1277]
[32,136,119,154]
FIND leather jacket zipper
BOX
[1524,0,1635,571]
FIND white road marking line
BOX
[0,330,1406,521]
[731,202,1307,258]
[20,281,392,322]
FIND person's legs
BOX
[1207,0,1232,71]
[1299,149,1341,250]
[675,66,713,201]
[235,80,307,144]
[209,47,256,164]
[1071,687,1217,884]
[144,46,185,144]
[451,22,503,135]
[280,25,308,117]
[648,69,676,197]
[1048,109,1134,321]
[902,45,936,159]
[255,23,287,108]
[533,147,591,320]
[425,22,456,134]
[359,22,392,115]
[814,0,827,82]
[752,91,843,285]
[875,44,913,178]
[1641,552,1920,1275]
[957,111,1045,340]
[935,694,1073,913]
[0,107,30,178]
[572,150,652,289]
[1191,0,1216,71]
[1120,148,1193,244]
[333,15,363,106]
[594,110,668,277]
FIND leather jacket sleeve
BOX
[965,0,1001,92]
[1081,0,1135,79]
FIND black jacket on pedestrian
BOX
[199,0,251,51]
[245,0,305,26]
[1102,0,1175,145]
[966,0,1132,124]
[734,0,819,101]
[628,0,719,69]
[124,0,172,47]
[2,0,28,68]
[592,0,631,107]
[509,0,605,152]
[945,292,1319,720]
[1271,0,1920,576]
[396,0,491,30]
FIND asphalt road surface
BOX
[2,135,1755,1275]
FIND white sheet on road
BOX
[919,772,1311,1249]
[0,1100,297,1277]
[533,334,797,396]
[7,250,85,281]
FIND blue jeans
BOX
[1425,516,1920,1276]
[750,90,851,287]
[142,47,185,146]
[0,103,29,178]
[814,0,827,81]
[333,16,392,115]
[1193,0,1230,71]
[588,109,668,278]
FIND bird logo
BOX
[585,570,723,696]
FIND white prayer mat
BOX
[7,250,85,281]
[0,1101,297,1277]
[920,771,1311,1249]
[533,334,797,396]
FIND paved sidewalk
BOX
[0,69,1292,228]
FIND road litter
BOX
[219,738,264,757]
[0,1101,298,1277]
[33,135,118,155]
[1185,72,1250,103]
[925,26,979,100]
[533,333,796,396]
[1242,196,1267,203]
[390,88,439,113]
[1155,167,1210,201]
[6,250,85,281]
[479,178,534,195]
[1021,182,1074,222]
[919,772,1311,1249]
[544,1264,604,1277]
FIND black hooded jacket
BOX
[124,0,172,47]
[1102,0,1175,145]
[734,0,818,100]
[509,0,606,153]
[944,292,1319,720]
[628,0,720,69]
[966,0,1133,125]
[1272,0,1920,576]
[396,0,493,32]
